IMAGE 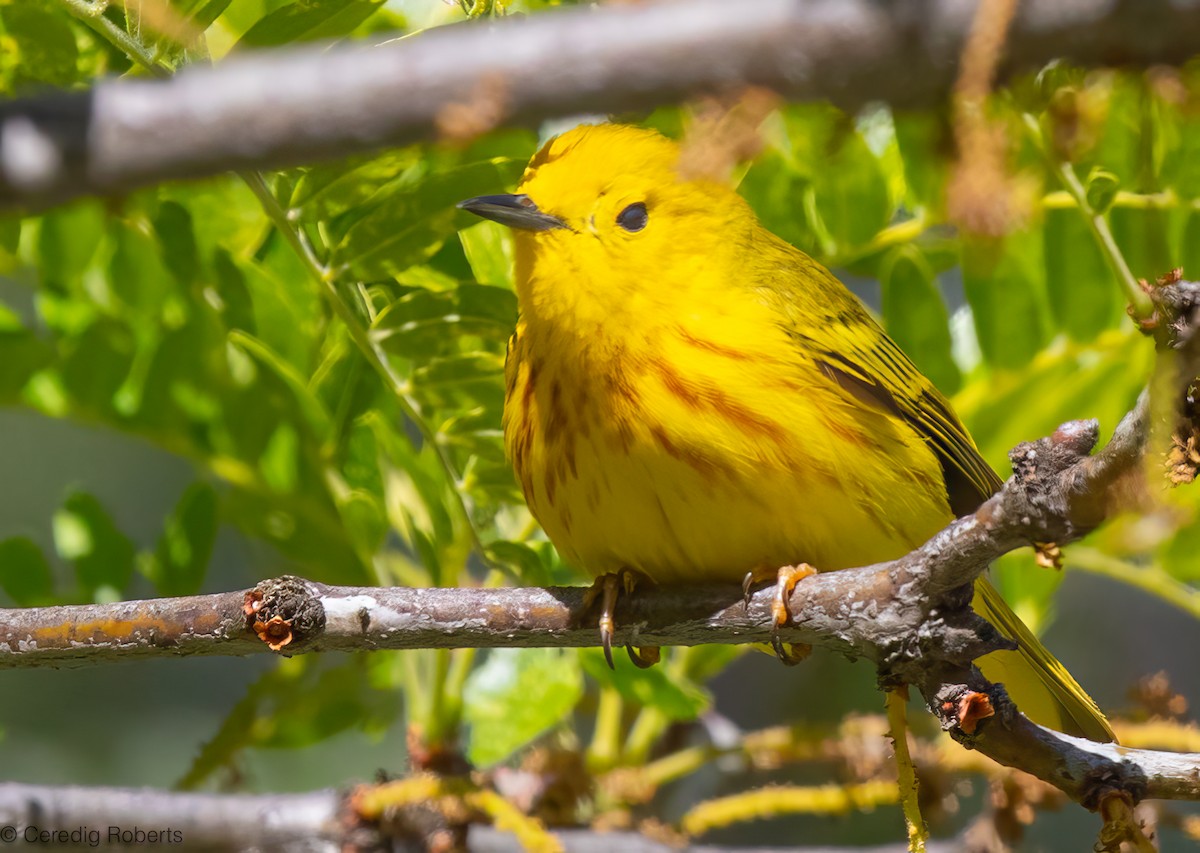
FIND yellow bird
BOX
[459,123,1114,743]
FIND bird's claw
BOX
[770,563,818,666]
[627,646,661,668]
[586,569,658,670]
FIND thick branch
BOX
[3,0,1200,210]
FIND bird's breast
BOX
[504,324,952,582]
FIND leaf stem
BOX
[1023,114,1152,320]
[57,0,171,77]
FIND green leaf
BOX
[0,217,19,257]
[179,655,399,789]
[371,284,516,358]
[893,112,949,214]
[161,180,265,262]
[212,249,258,333]
[223,485,372,585]
[335,158,523,279]
[60,319,137,417]
[580,650,710,721]
[0,537,55,605]
[291,150,423,221]
[1084,168,1120,216]
[737,151,818,255]
[189,0,235,32]
[0,325,54,402]
[364,411,457,580]
[37,202,106,287]
[153,200,201,287]
[238,0,386,48]
[1168,115,1200,199]
[147,483,217,597]
[1157,484,1200,584]
[1110,206,1173,282]
[413,352,504,387]
[260,423,301,493]
[136,313,224,433]
[1181,212,1200,287]
[879,246,960,394]
[334,488,387,556]
[53,492,136,597]
[0,5,79,88]
[959,330,1152,473]
[238,256,321,371]
[459,220,514,288]
[1090,75,1144,187]
[229,330,331,434]
[1043,207,1120,342]
[783,105,894,252]
[109,220,174,313]
[960,233,1050,370]
[463,648,583,767]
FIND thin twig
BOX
[1023,113,1152,317]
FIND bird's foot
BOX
[582,568,659,669]
[770,563,818,665]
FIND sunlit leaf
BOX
[459,220,514,289]
[960,232,1050,370]
[1084,168,1120,216]
[1110,206,1173,282]
[1043,207,1121,342]
[0,5,78,89]
[463,648,583,767]
[879,245,960,394]
[370,284,516,357]
[237,0,386,48]
[335,158,523,279]
[36,201,106,288]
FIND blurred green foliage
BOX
[1,0,1199,844]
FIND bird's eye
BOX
[616,202,648,233]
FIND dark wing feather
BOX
[801,327,1002,515]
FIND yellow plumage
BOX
[467,123,1112,742]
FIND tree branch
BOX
[0,782,960,853]
[3,0,1200,210]
[3,278,1200,813]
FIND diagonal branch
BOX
[3,0,1200,210]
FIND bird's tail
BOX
[972,578,1115,743]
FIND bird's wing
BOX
[770,258,1003,515]
[765,252,1114,742]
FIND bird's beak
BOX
[457,194,568,232]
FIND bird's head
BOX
[459,124,756,334]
